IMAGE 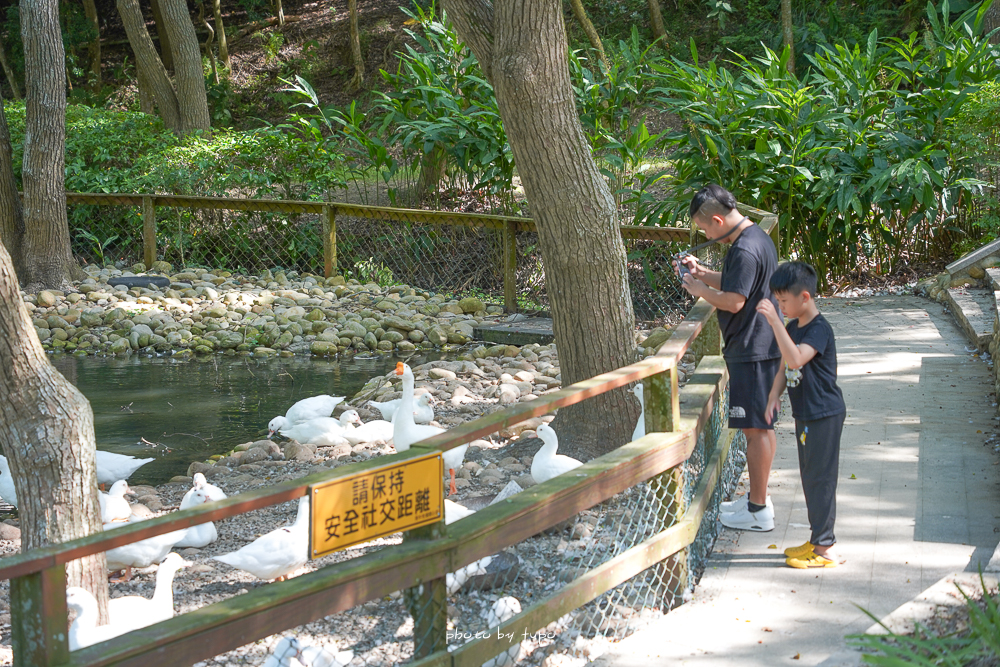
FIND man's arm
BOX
[677,256,722,289]
[681,274,746,313]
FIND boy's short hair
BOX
[689,184,737,221]
[770,261,818,297]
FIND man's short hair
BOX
[769,261,818,298]
[689,184,738,221]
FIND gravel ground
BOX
[0,341,700,667]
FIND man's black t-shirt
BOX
[785,313,846,421]
[718,223,780,361]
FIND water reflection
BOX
[50,352,446,485]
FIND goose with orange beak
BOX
[393,362,467,495]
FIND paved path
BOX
[594,295,1000,667]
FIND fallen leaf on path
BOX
[768,544,777,549]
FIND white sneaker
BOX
[719,504,775,532]
[721,494,773,515]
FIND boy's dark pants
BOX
[794,412,845,548]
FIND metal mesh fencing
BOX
[68,202,145,268]
[438,380,747,664]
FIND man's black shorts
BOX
[727,358,781,430]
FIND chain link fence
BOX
[65,193,713,326]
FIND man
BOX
[676,184,780,531]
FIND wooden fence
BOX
[0,209,778,667]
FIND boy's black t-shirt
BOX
[718,223,780,362]
[785,313,846,421]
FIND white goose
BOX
[446,555,493,595]
[173,474,226,549]
[269,395,346,434]
[263,636,300,667]
[0,455,18,507]
[108,552,191,631]
[98,480,133,523]
[297,639,355,667]
[274,413,355,446]
[444,499,476,525]
[212,495,310,581]
[96,451,155,488]
[104,515,187,581]
[632,383,646,441]
[66,587,130,650]
[482,596,524,667]
[393,362,467,494]
[371,392,435,424]
[530,424,583,484]
[341,410,393,445]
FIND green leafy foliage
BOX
[647,1,1000,283]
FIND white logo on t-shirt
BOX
[730,406,746,419]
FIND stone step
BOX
[473,316,554,345]
[943,287,995,351]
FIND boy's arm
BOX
[764,363,786,425]
[756,300,818,369]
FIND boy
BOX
[678,184,781,532]
[757,261,846,569]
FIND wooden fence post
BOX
[142,196,156,269]
[10,565,68,667]
[403,520,448,658]
[323,205,338,279]
[503,219,517,313]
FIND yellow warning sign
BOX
[309,452,443,558]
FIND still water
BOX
[51,352,447,485]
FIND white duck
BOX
[341,410,393,445]
[173,477,224,549]
[96,451,155,488]
[393,362,466,494]
[274,413,355,446]
[447,555,493,595]
[482,596,524,667]
[66,587,131,650]
[263,636,300,667]
[371,393,435,424]
[269,395,346,433]
[105,515,187,581]
[444,499,476,525]
[212,495,310,581]
[297,639,355,667]
[632,383,646,441]
[0,455,18,507]
[530,424,583,484]
[108,552,191,631]
[99,480,133,523]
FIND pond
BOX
[50,352,448,486]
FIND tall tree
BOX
[985,0,1000,43]
[347,0,365,91]
[647,0,668,47]
[781,0,795,75]
[82,0,101,90]
[150,0,174,70]
[0,236,111,631]
[116,0,182,132]
[0,91,24,275]
[19,0,80,288]
[445,0,638,459]
[568,0,608,70]
[159,0,212,133]
[213,0,231,69]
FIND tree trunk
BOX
[150,0,174,71]
[137,66,156,114]
[159,0,212,133]
[197,0,220,85]
[647,0,667,46]
[781,0,795,75]
[416,144,448,201]
[0,34,22,101]
[19,0,81,288]
[0,239,111,627]
[985,0,1000,44]
[117,0,183,132]
[568,0,608,70]
[82,0,101,90]
[213,0,230,69]
[5,0,110,627]
[347,0,364,91]
[0,91,24,275]
[446,0,638,460]
[274,0,285,27]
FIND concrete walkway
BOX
[594,295,1000,666]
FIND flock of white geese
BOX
[0,360,651,664]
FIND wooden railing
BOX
[2,209,778,667]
